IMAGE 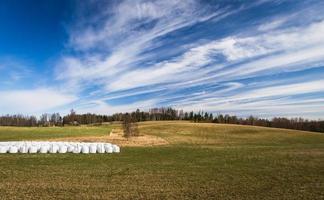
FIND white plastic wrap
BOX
[73,145,81,153]
[0,146,8,153]
[89,144,97,153]
[0,141,120,154]
[67,145,75,153]
[40,146,49,153]
[105,145,113,153]
[9,146,18,153]
[112,145,120,153]
[81,145,89,154]
[58,145,68,153]
[49,144,59,153]
[18,142,26,153]
[28,146,38,153]
[97,143,105,153]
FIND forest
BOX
[0,107,323,133]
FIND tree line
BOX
[0,108,323,133]
[187,111,324,133]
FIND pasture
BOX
[0,121,323,199]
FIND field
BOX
[0,121,324,199]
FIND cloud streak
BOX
[2,0,323,118]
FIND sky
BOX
[0,0,324,119]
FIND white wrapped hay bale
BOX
[49,144,59,153]
[105,145,113,153]
[112,145,120,153]
[58,145,68,153]
[9,146,18,153]
[89,144,97,153]
[97,143,105,153]
[0,141,120,154]
[0,146,8,153]
[18,146,26,153]
[19,143,28,153]
[81,145,89,154]
[73,145,81,153]
[67,145,75,153]
[28,146,38,153]
[39,145,49,153]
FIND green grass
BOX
[0,125,113,141]
[0,121,324,199]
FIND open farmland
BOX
[0,125,114,141]
[0,121,324,199]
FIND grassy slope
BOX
[0,125,113,141]
[0,121,324,199]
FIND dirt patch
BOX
[47,128,169,147]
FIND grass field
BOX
[0,125,113,141]
[0,121,324,199]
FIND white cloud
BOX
[175,20,324,87]
[57,0,235,91]
[234,80,324,101]
[0,89,77,114]
[52,0,324,118]
[103,20,324,91]
[69,0,209,50]
[258,18,287,31]
[106,42,222,90]
[75,99,157,115]
[219,44,324,79]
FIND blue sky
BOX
[1,0,324,119]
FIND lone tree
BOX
[122,113,139,138]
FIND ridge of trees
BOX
[0,108,323,133]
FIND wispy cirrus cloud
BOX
[0,57,33,87]
[56,0,230,87]
[51,0,324,118]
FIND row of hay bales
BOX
[0,141,120,154]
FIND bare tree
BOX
[122,113,139,138]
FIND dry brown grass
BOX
[47,127,169,147]
[138,121,324,147]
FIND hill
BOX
[0,121,323,199]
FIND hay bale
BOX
[67,145,75,153]
[81,145,89,154]
[49,144,59,153]
[9,146,18,153]
[73,145,81,153]
[0,146,8,153]
[58,145,68,153]
[89,144,97,153]
[9,146,19,153]
[97,143,105,153]
[105,145,113,153]
[40,146,49,153]
[28,146,38,153]
[0,141,120,154]
[19,145,28,153]
[112,145,120,153]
